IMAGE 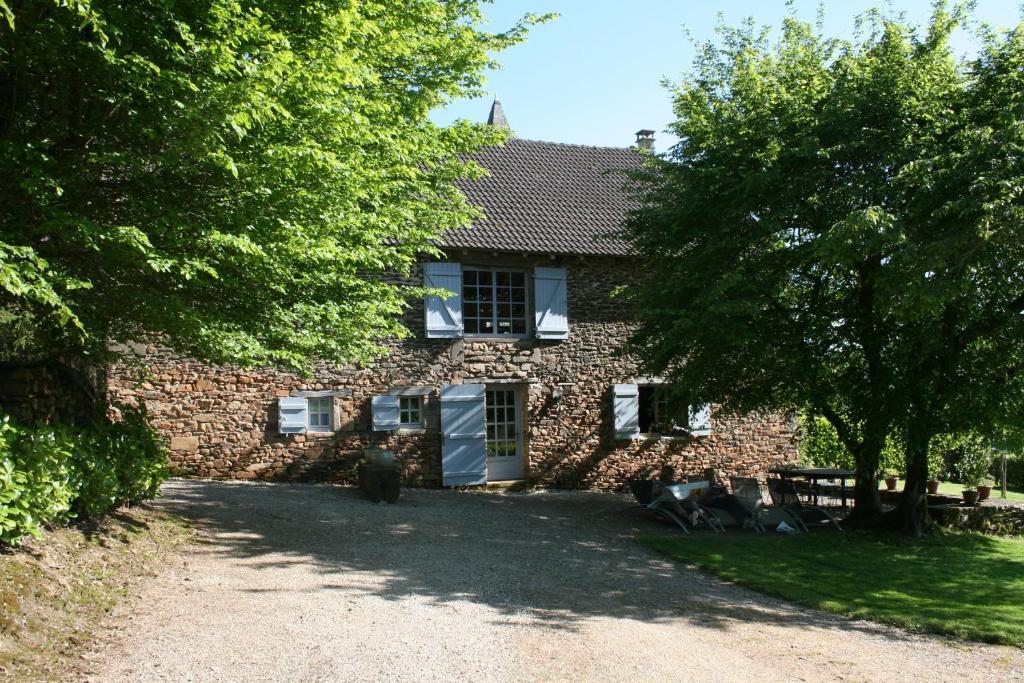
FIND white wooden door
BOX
[485,387,523,481]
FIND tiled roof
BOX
[443,138,641,257]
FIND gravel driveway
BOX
[92,479,1023,682]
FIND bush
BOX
[932,432,991,485]
[798,413,906,474]
[0,417,76,544]
[0,407,168,545]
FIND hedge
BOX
[0,407,168,545]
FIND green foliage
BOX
[945,433,994,489]
[623,3,1024,527]
[932,432,995,484]
[0,1,547,371]
[798,412,905,474]
[0,408,168,545]
[642,532,1024,647]
[0,416,76,543]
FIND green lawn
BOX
[935,481,1024,502]
[641,532,1024,647]
[879,480,1024,502]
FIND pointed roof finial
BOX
[487,98,509,130]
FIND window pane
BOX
[478,270,492,286]
[464,270,477,285]
[511,272,525,287]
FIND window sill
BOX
[462,335,533,342]
[397,427,427,434]
[626,433,702,442]
[305,430,336,438]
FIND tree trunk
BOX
[889,424,933,535]
[846,442,883,525]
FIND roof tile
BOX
[443,138,641,256]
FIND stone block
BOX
[169,436,199,452]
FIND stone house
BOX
[108,102,798,489]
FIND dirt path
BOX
[91,480,1023,682]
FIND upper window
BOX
[398,396,423,428]
[307,396,332,432]
[462,268,528,336]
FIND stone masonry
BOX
[107,254,798,490]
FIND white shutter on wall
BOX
[613,384,640,439]
[424,262,463,338]
[371,395,400,431]
[534,266,569,340]
[278,397,307,434]
[689,404,712,436]
[440,384,487,486]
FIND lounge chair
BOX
[627,479,690,534]
[766,477,843,531]
[729,477,805,533]
[627,480,726,533]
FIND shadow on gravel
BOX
[156,479,915,638]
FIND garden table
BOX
[769,466,856,509]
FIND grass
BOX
[641,531,1024,647]
[0,505,192,681]
[878,480,1024,502]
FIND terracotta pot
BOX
[962,489,980,507]
[885,476,898,491]
[926,479,940,495]
[977,485,992,501]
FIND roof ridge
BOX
[505,137,640,153]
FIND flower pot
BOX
[885,476,898,491]
[977,485,992,501]
[962,489,980,507]
[926,479,940,495]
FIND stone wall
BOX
[108,253,798,490]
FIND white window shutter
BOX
[372,395,400,431]
[440,384,487,486]
[278,397,307,434]
[424,262,463,338]
[689,404,712,436]
[613,384,640,439]
[534,266,569,340]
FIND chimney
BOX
[634,129,655,151]
[487,98,510,130]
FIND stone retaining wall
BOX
[108,254,799,490]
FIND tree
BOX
[0,1,544,370]
[622,3,1024,533]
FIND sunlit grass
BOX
[641,532,1024,647]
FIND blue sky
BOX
[432,0,1023,149]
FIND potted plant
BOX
[977,477,994,501]
[956,442,991,507]
[883,468,899,491]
